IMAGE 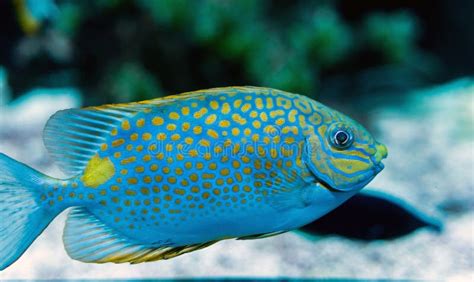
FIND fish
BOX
[0,86,387,269]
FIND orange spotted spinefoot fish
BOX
[0,86,387,269]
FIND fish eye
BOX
[329,126,353,150]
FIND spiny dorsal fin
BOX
[63,208,217,264]
[43,103,150,176]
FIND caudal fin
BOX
[0,153,59,270]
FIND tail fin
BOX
[0,153,60,270]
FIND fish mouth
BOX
[372,142,387,173]
[374,142,388,163]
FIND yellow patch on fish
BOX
[81,154,116,188]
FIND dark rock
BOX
[299,191,442,241]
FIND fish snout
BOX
[375,142,388,160]
[373,142,388,171]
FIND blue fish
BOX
[0,86,387,269]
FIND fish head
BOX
[303,103,387,192]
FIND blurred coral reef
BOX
[3,0,465,105]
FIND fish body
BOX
[0,86,387,269]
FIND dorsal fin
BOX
[138,86,274,105]
[63,208,217,264]
[43,103,149,176]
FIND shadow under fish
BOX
[297,191,443,241]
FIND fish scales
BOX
[52,87,317,242]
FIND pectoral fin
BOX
[262,165,315,211]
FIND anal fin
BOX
[237,230,287,240]
[63,208,216,264]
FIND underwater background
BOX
[0,0,472,280]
